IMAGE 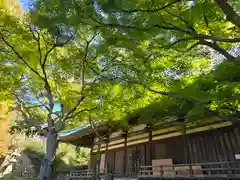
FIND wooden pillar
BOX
[96,143,101,180]
[104,138,109,180]
[149,130,153,164]
[91,139,97,180]
[146,123,153,165]
[123,132,128,177]
[104,139,109,171]
[89,139,94,170]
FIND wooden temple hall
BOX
[59,120,240,179]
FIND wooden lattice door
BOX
[126,145,145,177]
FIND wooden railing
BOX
[69,169,93,179]
[69,161,240,179]
[69,169,114,179]
[138,161,240,179]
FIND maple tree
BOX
[0,6,115,180]
[84,0,240,124]
[1,0,240,179]
[31,0,240,124]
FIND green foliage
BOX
[24,138,89,167]
[24,139,46,153]
[0,175,27,180]
[0,0,238,129]
[58,144,90,166]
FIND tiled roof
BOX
[58,122,90,137]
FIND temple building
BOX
[59,118,240,179]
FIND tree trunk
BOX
[38,130,58,180]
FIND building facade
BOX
[60,120,240,179]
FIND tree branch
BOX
[96,14,239,61]
[196,34,240,43]
[0,31,43,79]
[65,107,97,120]
[42,33,74,69]
[156,37,195,49]
[214,0,240,29]
[41,45,57,113]
[14,94,47,124]
[40,33,75,112]
[36,91,50,112]
[200,40,236,61]
[88,66,240,123]
[116,0,181,13]
[14,92,50,112]
[62,33,98,121]
[29,25,42,65]
[167,41,200,53]
[136,9,239,58]
[128,81,240,123]
[88,115,106,139]
[164,11,240,43]
[202,4,214,36]
[95,20,191,34]
[28,28,56,114]
[62,96,86,121]
[164,10,197,33]
[158,35,240,54]
[80,34,96,91]
[44,82,54,112]
[24,104,49,110]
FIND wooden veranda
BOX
[69,161,240,180]
[138,161,240,179]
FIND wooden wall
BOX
[91,125,240,177]
[152,126,240,164]
[185,126,240,163]
[114,149,124,175]
[153,136,186,164]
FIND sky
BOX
[53,104,61,112]
[20,0,32,10]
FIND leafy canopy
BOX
[1,0,240,132]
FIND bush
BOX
[0,134,89,180]
[0,174,34,180]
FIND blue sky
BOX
[20,0,32,9]
[53,104,61,112]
